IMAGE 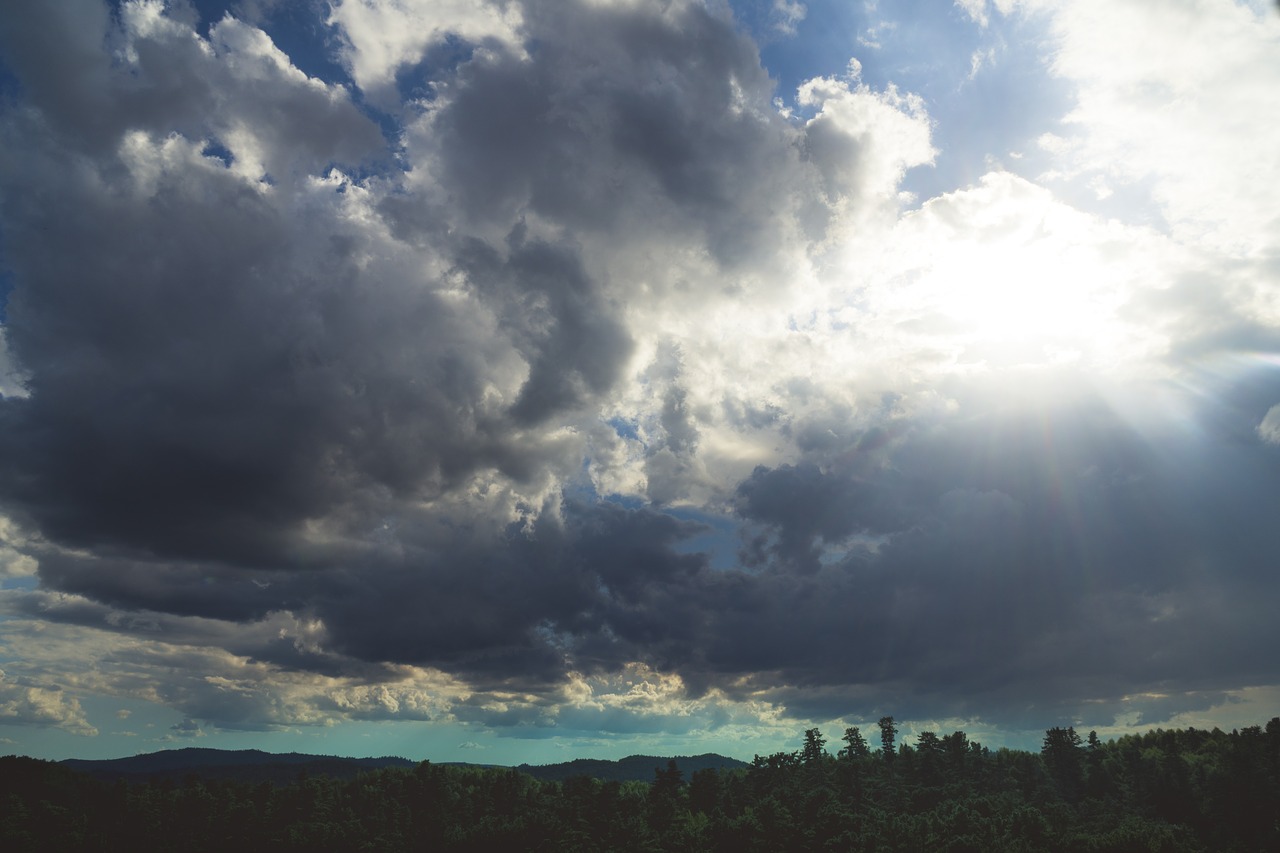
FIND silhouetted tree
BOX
[801,728,827,764]
[1042,726,1084,801]
[941,731,970,780]
[653,760,684,797]
[879,716,898,762]
[839,727,870,760]
[915,731,944,786]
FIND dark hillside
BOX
[60,748,414,785]
[517,753,749,782]
[58,747,747,786]
[2,718,1274,852]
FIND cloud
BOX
[0,604,472,730]
[169,718,206,738]
[829,170,1183,376]
[0,516,37,578]
[797,62,935,212]
[327,0,525,101]
[1032,0,1280,257]
[0,329,28,399]
[955,0,990,28]
[0,0,383,175]
[0,598,795,737]
[0,669,97,736]
[771,1,807,35]
[0,0,1277,748]
[967,46,995,80]
[1260,404,1280,444]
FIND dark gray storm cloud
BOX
[455,235,634,426]
[720,376,1280,725]
[422,0,811,246]
[1,0,1278,737]
[0,0,806,557]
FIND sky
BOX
[0,0,1278,765]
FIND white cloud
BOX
[968,46,995,80]
[1259,404,1280,444]
[0,329,28,399]
[0,669,97,735]
[809,170,1190,390]
[798,67,936,212]
[0,603,472,729]
[955,0,991,27]
[0,600,799,738]
[771,0,807,35]
[0,516,36,579]
[327,0,525,99]
[1034,0,1280,259]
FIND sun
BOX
[850,176,1165,375]
[928,239,1121,361]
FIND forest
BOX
[2,717,1278,852]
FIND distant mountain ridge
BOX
[59,747,748,785]
[61,748,416,785]
[63,747,414,773]
[516,753,749,782]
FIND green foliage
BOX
[878,715,898,761]
[839,726,870,760]
[801,728,828,764]
[2,716,1277,851]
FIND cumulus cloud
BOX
[829,170,1183,375]
[0,669,97,736]
[0,603,469,729]
[0,0,1277,749]
[327,0,525,100]
[797,61,935,211]
[1033,0,1280,254]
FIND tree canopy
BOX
[2,716,1278,851]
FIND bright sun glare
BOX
[857,197,1164,375]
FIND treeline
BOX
[2,717,1278,852]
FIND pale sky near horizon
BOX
[1,0,1279,765]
